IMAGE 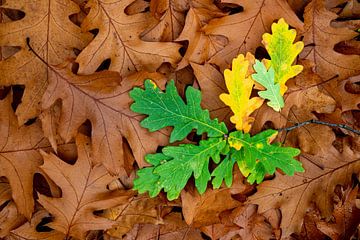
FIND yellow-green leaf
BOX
[219,53,264,133]
[262,18,304,95]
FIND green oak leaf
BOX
[228,129,304,184]
[130,79,228,142]
[252,60,284,111]
[211,150,236,189]
[133,138,228,200]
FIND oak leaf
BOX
[0,0,91,124]
[42,63,169,175]
[0,93,50,219]
[176,0,227,69]
[219,53,264,132]
[6,210,65,240]
[300,0,360,81]
[104,195,166,238]
[75,0,181,76]
[38,134,134,240]
[181,187,240,227]
[141,0,187,42]
[203,0,303,71]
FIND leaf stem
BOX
[278,119,360,135]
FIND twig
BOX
[278,119,360,135]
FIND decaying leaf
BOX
[75,0,181,76]
[219,53,264,132]
[0,0,91,123]
[38,134,134,239]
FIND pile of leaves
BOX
[0,0,360,239]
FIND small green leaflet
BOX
[133,138,228,200]
[252,60,284,112]
[130,80,228,142]
[228,129,304,184]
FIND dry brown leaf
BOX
[0,0,91,124]
[220,205,275,240]
[0,93,51,219]
[248,114,360,237]
[176,0,227,69]
[75,0,181,76]
[38,134,134,240]
[316,186,360,240]
[300,0,360,82]
[124,212,203,240]
[203,0,303,71]
[42,63,169,175]
[141,0,188,42]
[0,202,26,238]
[5,210,65,240]
[181,186,241,228]
[104,195,166,238]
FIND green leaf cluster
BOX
[130,80,304,200]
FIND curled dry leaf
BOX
[204,0,303,71]
[42,62,169,175]
[38,134,134,240]
[0,0,91,123]
[75,0,181,76]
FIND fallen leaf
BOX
[204,0,303,71]
[0,92,50,219]
[316,186,360,240]
[75,0,181,76]
[141,0,188,42]
[104,195,166,238]
[181,186,241,227]
[176,0,227,69]
[300,0,360,81]
[42,63,169,175]
[38,134,134,240]
[0,0,91,123]
[6,210,65,240]
[0,202,26,238]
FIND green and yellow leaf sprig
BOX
[129,18,304,200]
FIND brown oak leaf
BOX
[0,92,50,219]
[5,210,65,240]
[181,186,241,228]
[104,195,166,238]
[203,0,303,71]
[42,62,169,175]
[0,0,91,124]
[141,0,188,42]
[38,134,134,240]
[75,0,181,76]
[300,0,360,82]
[175,0,227,69]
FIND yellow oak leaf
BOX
[262,18,304,95]
[219,53,264,133]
